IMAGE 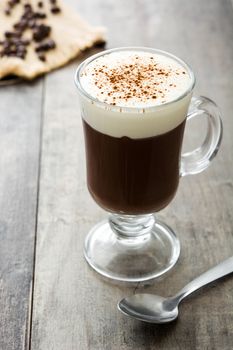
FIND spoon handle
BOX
[175,256,233,303]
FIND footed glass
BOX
[75,47,223,282]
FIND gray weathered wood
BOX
[0,80,43,349]
[31,0,233,349]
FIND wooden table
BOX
[1,0,233,349]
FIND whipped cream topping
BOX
[80,50,191,107]
[76,49,194,138]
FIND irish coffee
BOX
[74,47,222,282]
[78,49,192,214]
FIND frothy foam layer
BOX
[77,49,194,138]
[80,51,191,107]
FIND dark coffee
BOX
[83,118,186,214]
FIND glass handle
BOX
[180,96,223,177]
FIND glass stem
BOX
[109,213,155,240]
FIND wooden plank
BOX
[31,0,233,349]
[0,80,43,349]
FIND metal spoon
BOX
[118,256,233,323]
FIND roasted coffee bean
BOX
[8,0,16,7]
[35,39,56,52]
[5,31,21,38]
[6,49,17,56]
[22,12,33,21]
[24,3,32,10]
[35,45,43,52]
[38,53,46,61]
[34,46,43,53]
[93,40,106,48]
[13,20,27,31]
[33,12,47,19]
[5,31,13,38]
[7,0,20,8]
[51,6,61,14]
[33,24,51,42]
[3,48,13,55]
[5,8,11,16]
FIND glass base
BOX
[84,217,180,282]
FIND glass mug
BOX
[75,47,222,282]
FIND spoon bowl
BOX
[118,294,178,323]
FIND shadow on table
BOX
[117,317,181,348]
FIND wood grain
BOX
[0,79,43,350]
[31,0,233,349]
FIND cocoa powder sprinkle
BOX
[81,52,190,106]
